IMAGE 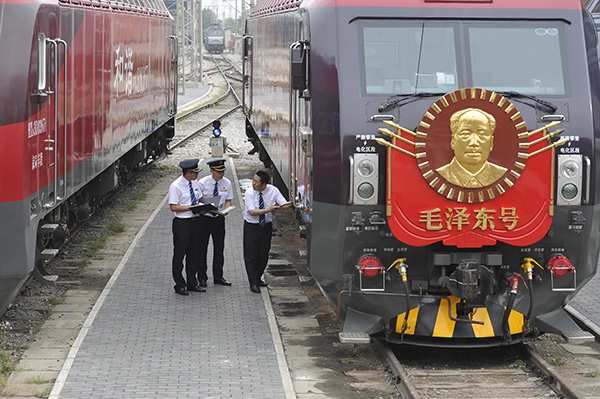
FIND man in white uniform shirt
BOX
[243,170,292,293]
[197,159,234,287]
[168,159,205,296]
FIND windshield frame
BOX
[357,19,570,98]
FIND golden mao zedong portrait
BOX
[436,108,507,188]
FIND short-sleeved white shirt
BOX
[168,175,202,219]
[243,184,287,224]
[198,175,234,218]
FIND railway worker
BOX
[243,170,292,293]
[168,159,205,296]
[196,159,235,287]
[436,108,507,188]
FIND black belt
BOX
[244,221,271,226]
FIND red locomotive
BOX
[0,0,177,314]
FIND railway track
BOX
[374,337,589,398]
[172,54,244,151]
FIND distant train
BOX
[243,0,600,347]
[204,24,225,54]
[0,0,177,315]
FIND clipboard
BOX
[200,196,220,207]
[189,203,218,214]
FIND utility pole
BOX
[195,0,203,83]
[176,0,203,93]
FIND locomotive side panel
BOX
[245,13,301,191]
[0,1,176,315]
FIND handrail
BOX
[289,42,300,208]
[56,38,68,202]
[44,39,59,209]
[44,38,67,208]
[584,156,591,205]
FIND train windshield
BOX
[359,21,566,96]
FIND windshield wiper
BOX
[378,90,558,114]
[496,91,558,114]
[378,92,446,112]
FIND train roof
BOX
[7,0,172,17]
[249,0,584,17]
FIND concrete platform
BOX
[49,162,295,399]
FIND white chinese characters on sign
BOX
[28,118,46,139]
[32,153,43,170]
[114,46,149,97]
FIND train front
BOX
[306,0,600,346]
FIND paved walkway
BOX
[50,162,294,398]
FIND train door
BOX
[38,14,67,209]
[289,40,312,217]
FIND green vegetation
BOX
[131,187,149,201]
[34,387,51,398]
[87,237,106,251]
[47,296,65,305]
[553,358,567,366]
[513,359,526,368]
[586,370,599,378]
[0,322,14,375]
[108,221,125,234]
[26,375,49,384]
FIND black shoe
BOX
[198,280,207,288]
[250,285,260,293]
[257,280,268,287]
[214,278,232,286]
[187,285,206,293]
[175,287,189,296]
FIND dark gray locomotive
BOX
[243,0,600,346]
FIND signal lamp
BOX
[212,120,222,137]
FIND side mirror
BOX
[291,43,307,92]
[31,34,48,104]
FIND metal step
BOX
[32,261,58,285]
[40,249,59,260]
[562,330,596,343]
[339,332,371,344]
[39,223,59,234]
[299,275,315,286]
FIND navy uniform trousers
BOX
[172,217,200,289]
[197,215,226,282]
[243,221,273,286]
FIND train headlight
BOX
[351,153,379,205]
[556,155,583,205]
[357,159,375,177]
[357,182,375,200]
[560,183,578,200]
[560,160,580,179]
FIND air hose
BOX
[502,272,527,342]
[388,259,410,335]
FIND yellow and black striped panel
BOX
[392,296,524,339]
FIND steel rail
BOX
[524,343,586,399]
[372,338,421,399]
